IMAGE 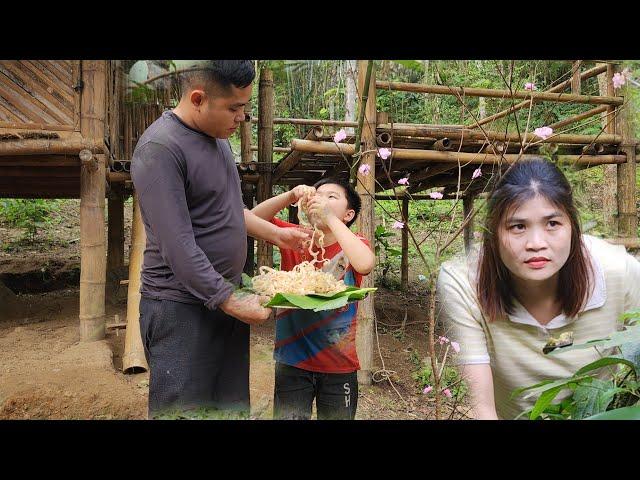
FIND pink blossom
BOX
[442,388,452,398]
[378,148,392,160]
[473,231,482,239]
[613,72,626,89]
[422,385,433,395]
[398,177,409,185]
[450,341,460,353]
[438,335,450,345]
[392,221,404,230]
[429,191,443,200]
[358,163,371,176]
[524,82,537,91]
[472,167,482,180]
[333,129,347,143]
[534,126,553,140]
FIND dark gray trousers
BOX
[139,297,250,419]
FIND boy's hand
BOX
[306,195,336,228]
[275,226,312,252]
[289,185,316,206]
[220,290,274,325]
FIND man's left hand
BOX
[275,226,312,252]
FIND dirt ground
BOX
[0,282,469,420]
[0,198,476,420]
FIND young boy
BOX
[251,178,375,420]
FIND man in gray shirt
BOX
[131,60,308,419]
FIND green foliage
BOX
[0,199,61,242]
[374,224,402,288]
[514,310,640,420]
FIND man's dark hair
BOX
[313,177,361,228]
[179,60,255,97]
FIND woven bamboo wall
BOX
[0,61,80,132]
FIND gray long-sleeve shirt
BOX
[130,110,246,309]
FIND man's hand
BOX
[305,195,336,229]
[220,290,274,325]
[289,185,316,206]
[275,226,312,252]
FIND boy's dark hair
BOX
[179,60,255,98]
[313,177,361,228]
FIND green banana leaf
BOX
[265,287,377,312]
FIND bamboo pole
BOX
[291,140,626,165]
[240,105,252,166]
[376,80,623,105]
[250,117,358,128]
[401,196,409,292]
[106,186,125,290]
[107,171,130,182]
[377,124,622,145]
[355,60,376,386]
[351,61,374,184]
[272,126,322,182]
[547,105,608,131]
[243,185,256,277]
[603,63,618,234]
[571,61,582,95]
[615,67,638,239]
[433,138,452,151]
[257,68,274,269]
[0,139,105,155]
[123,192,149,373]
[79,60,107,342]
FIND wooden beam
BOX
[616,66,638,239]
[376,80,623,105]
[377,124,622,145]
[240,104,252,165]
[107,187,125,283]
[467,64,608,129]
[272,126,322,182]
[547,105,608,131]
[250,117,358,128]
[0,138,105,155]
[256,68,274,269]
[355,60,376,387]
[78,59,107,343]
[291,140,626,165]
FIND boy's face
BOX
[315,183,355,226]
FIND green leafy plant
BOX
[374,224,402,288]
[413,362,468,401]
[513,310,640,420]
[0,199,60,242]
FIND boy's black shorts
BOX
[273,362,358,420]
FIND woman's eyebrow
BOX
[506,211,563,223]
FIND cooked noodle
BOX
[252,189,346,297]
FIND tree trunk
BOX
[344,60,357,135]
